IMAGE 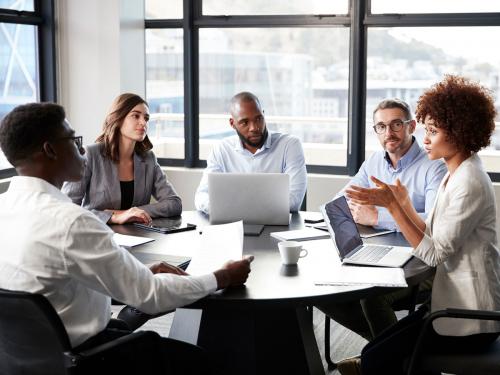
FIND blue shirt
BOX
[195,132,307,214]
[338,138,447,231]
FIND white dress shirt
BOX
[413,154,500,336]
[0,176,217,347]
[195,132,307,213]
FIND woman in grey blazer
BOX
[338,76,500,375]
[63,93,181,224]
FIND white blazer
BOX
[414,154,500,336]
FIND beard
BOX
[236,127,268,149]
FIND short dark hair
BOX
[0,102,66,166]
[373,98,413,121]
[230,92,262,117]
[416,75,496,154]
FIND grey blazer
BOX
[62,143,182,223]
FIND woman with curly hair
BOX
[337,75,500,375]
[62,93,182,225]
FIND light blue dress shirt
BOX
[195,132,307,214]
[337,138,447,231]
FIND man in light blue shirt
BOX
[318,99,445,343]
[195,92,307,214]
[338,99,446,231]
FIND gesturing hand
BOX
[386,178,411,209]
[345,176,397,209]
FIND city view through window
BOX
[2,1,500,172]
[146,22,500,170]
[0,0,37,169]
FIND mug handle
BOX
[299,249,308,258]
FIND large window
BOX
[146,28,184,159]
[0,0,55,175]
[202,0,348,15]
[197,27,349,165]
[366,27,500,172]
[145,0,500,179]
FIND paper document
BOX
[113,233,154,248]
[315,266,407,287]
[270,228,330,241]
[186,221,243,276]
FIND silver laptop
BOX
[320,196,412,267]
[208,172,290,225]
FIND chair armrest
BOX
[66,331,160,368]
[79,331,160,357]
[407,308,500,375]
[438,308,500,322]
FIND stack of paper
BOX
[187,221,244,276]
[270,228,330,241]
[315,266,407,287]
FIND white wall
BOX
[163,167,500,236]
[55,0,145,144]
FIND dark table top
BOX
[112,211,435,309]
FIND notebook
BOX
[208,172,290,225]
[320,196,412,267]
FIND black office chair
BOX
[0,288,163,375]
[406,308,500,375]
[324,284,431,369]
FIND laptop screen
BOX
[323,196,363,258]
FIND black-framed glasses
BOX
[57,136,83,149]
[373,119,412,134]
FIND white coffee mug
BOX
[278,241,308,265]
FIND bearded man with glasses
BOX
[316,99,447,343]
[338,98,446,233]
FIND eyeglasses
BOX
[57,136,83,149]
[373,119,412,134]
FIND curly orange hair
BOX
[415,75,496,154]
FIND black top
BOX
[120,180,134,210]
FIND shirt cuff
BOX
[375,209,398,231]
[412,233,434,262]
[198,273,218,293]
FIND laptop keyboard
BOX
[350,245,393,263]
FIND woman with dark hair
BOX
[336,75,500,375]
[63,93,181,224]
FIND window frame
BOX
[0,0,56,179]
[145,0,500,181]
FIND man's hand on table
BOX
[149,261,188,275]
[214,255,254,290]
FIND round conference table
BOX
[113,211,434,375]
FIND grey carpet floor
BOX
[112,305,375,374]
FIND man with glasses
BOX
[336,98,446,232]
[317,99,446,343]
[0,103,253,372]
[194,91,307,214]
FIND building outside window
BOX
[0,0,46,170]
[145,0,500,176]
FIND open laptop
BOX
[208,172,290,225]
[320,196,412,267]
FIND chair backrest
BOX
[0,288,73,375]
